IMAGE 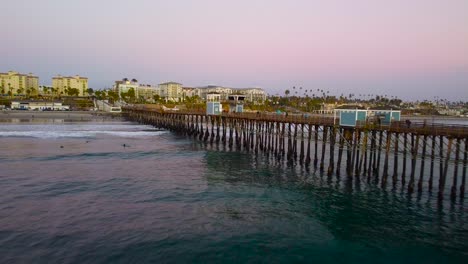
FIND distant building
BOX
[113,79,140,99]
[113,78,160,102]
[234,88,267,103]
[182,87,198,99]
[137,84,159,101]
[159,82,183,102]
[198,85,233,101]
[52,74,88,96]
[0,71,39,96]
[38,85,53,96]
[195,85,267,103]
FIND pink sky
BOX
[1,0,467,100]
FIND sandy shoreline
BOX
[0,110,122,121]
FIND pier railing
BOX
[356,120,468,137]
[126,107,468,137]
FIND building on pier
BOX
[227,94,245,113]
[334,109,401,127]
[206,93,222,115]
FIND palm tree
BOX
[44,87,50,96]
[30,87,36,98]
[51,87,57,99]
[7,83,12,98]
[285,89,290,97]
[17,88,24,97]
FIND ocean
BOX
[0,118,466,263]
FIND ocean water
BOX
[0,119,466,263]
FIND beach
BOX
[0,110,122,122]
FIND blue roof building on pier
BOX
[334,109,401,127]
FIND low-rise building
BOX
[11,100,70,111]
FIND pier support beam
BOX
[417,135,428,193]
[429,135,436,192]
[451,139,461,200]
[327,127,336,176]
[461,139,467,199]
[439,138,453,200]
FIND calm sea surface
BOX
[0,118,466,263]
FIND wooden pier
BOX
[123,107,468,201]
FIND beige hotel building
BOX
[52,75,89,96]
[0,71,39,96]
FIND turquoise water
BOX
[0,119,466,263]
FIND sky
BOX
[1,0,467,101]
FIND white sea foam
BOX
[0,123,166,139]
[0,130,166,139]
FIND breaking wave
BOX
[0,123,166,139]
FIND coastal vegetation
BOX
[1,84,467,116]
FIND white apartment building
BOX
[198,86,233,101]
[159,82,183,102]
[194,86,267,103]
[234,88,267,103]
[113,79,139,98]
[138,84,159,101]
[182,87,198,99]
[113,78,161,102]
